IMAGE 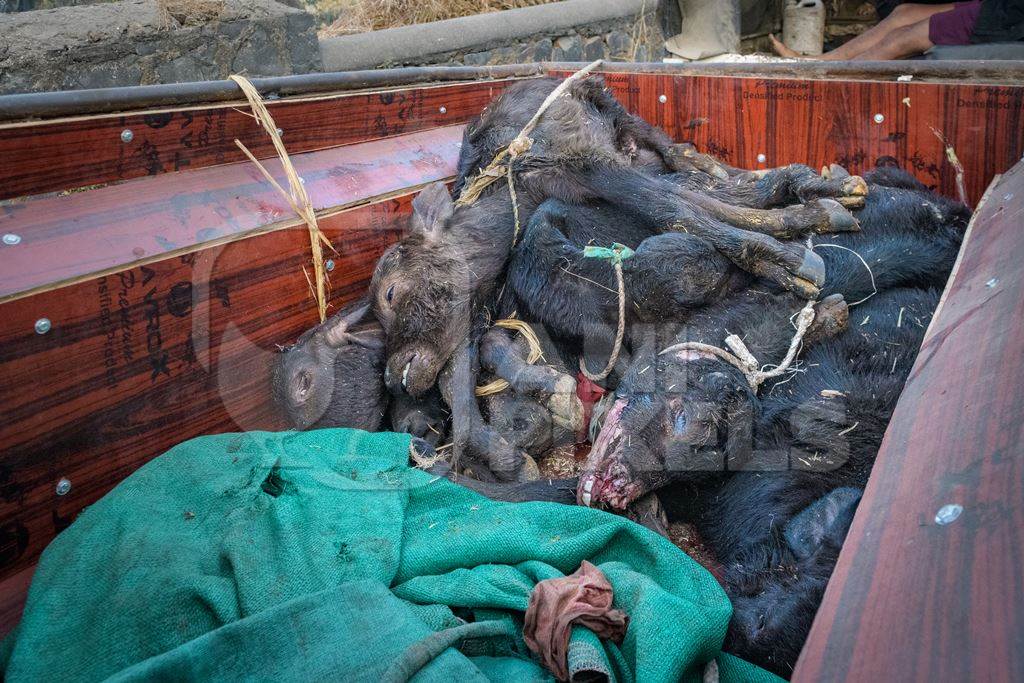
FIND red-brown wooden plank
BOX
[551,69,1024,206]
[0,566,33,638]
[0,125,463,302]
[0,79,516,201]
[0,196,413,585]
[792,161,1024,682]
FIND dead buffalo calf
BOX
[273,302,449,443]
[369,77,858,480]
[478,325,583,458]
[699,288,939,676]
[576,168,966,675]
[272,301,387,431]
[371,77,856,397]
[507,197,748,369]
[580,167,966,510]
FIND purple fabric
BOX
[929,1,984,44]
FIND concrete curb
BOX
[320,0,650,71]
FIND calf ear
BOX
[348,329,386,350]
[321,301,370,347]
[410,182,454,243]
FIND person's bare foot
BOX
[769,33,804,59]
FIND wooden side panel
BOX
[553,70,1024,206]
[793,162,1024,682]
[0,197,412,586]
[0,125,463,301]
[0,79,512,201]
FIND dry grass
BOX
[157,0,225,27]
[320,0,557,36]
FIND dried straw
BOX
[321,0,554,36]
[229,75,333,322]
[157,0,224,27]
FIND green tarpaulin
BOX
[1,429,781,682]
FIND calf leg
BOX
[690,222,825,299]
[480,327,583,433]
[480,327,573,397]
[582,166,827,298]
[673,187,860,238]
[438,341,538,482]
[701,163,868,209]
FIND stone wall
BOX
[320,0,666,71]
[462,16,661,67]
[0,0,321,95]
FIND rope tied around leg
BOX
[475,318,547,397]
[454,59,604,244]
[659,299,817,392]
[579,243,635,383]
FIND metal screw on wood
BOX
[325,259,335,272]
[757,153,767,164]
[935,503,963,525]
[121,129,134,143]
[2,233,21,245]
[658,94,667,103]
[276,128,284,137]
[56,478,71,496]
[35,318,51,334]
[873,113,885,124]
[439,106,447,114]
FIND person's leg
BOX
[861,1,983,59]
[855,18,934,59]
[770,2,954,60]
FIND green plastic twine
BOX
[582,243,636,263]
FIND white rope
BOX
[659,300,817,391]
[812,242,877,306]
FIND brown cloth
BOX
[522,561,629,681]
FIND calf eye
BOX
[385,285,395,304]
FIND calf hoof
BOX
[797,248,827,288]
[625,493,670,538]
[517,454,541,482]
[816,198,861,233]
[800,170,868,207]
[808,294,849,343]
[827,163,851,180]
[835,176,869,208]
[751,244,824,299]
[546,375,585,433]
[843,175,869,196]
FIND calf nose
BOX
[385,351,419,395]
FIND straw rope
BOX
[454,59,604,243]
[576,243,634,383]
[475,319,546,397]
[578,258,627,383]
[229,74,333,322]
